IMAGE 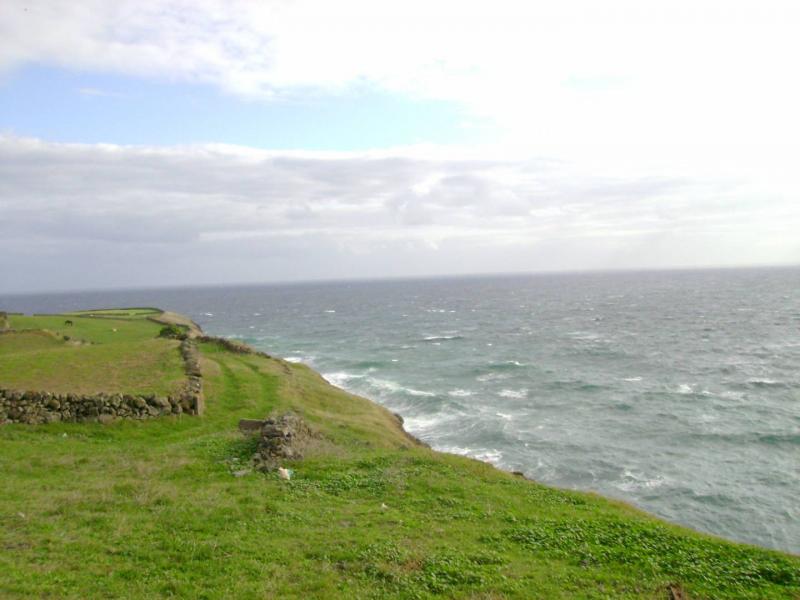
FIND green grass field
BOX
[64,307,162,318]
[0,312,797,598]
[1,312,185,396]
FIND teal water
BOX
[3,267,799,553]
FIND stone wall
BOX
[180,339,204,415]
[0,386,202,425]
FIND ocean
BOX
[3,266,799,553]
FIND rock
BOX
[238,418,265,435]
[252,413,319,470]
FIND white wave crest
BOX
[477,372,511,382]
[404,413,449,431]
[322,371,365,388]
[498,389,528,399]
[369,377,436,397]
[439,445,503,465]
[616,469,668,492]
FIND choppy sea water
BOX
[3,267,799,553]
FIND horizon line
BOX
[2,261,799,298]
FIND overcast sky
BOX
[1,1,799,293]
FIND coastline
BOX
[2,308,798,598]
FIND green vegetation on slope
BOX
[0,312,797,599]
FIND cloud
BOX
[77,87,125,98]
[3,0,800,153]
[0,135,798,293]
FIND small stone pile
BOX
[0,388,199,424]
[239,413,318,471]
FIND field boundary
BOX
[0,384,201,424]
[0,314,205,424]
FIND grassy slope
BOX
[1,314,184,396]
[0,317,798,599]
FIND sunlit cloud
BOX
[0,135,797,293]
[3,0,800,154]
[1,2,799,291]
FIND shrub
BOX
[158,324,188,340]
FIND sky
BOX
[1,1,799,293]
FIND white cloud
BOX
[3,1,800,153]
[0,135,797,293]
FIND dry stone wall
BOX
[180,339,204,415]
[0,387,201,424]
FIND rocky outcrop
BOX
[0,388,201,424]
